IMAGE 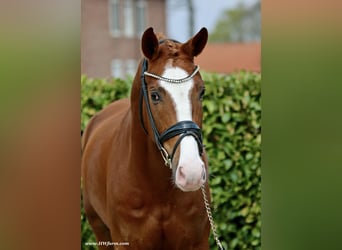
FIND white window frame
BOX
[111,59,123,78]
[125,59,137,76]
[109,0,121,37]
[135,0,147,37]
[123,0,134,38]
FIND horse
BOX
[82,27,212,250]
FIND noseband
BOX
[139,41,204,168]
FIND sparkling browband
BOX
[144,65,200,84]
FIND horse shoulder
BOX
[82,98,131,226]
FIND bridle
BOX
[139,40,204,168]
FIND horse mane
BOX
[155,32,180,58]
[155,32,167,40]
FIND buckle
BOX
[160,147,172,169]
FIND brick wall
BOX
[82,0,166,78]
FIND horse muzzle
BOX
[175,163,206,191]
[173,136,206,191]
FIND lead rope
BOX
[201,185,225,250]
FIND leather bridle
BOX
[139,41,204,168]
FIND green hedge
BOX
[81,71,261,250]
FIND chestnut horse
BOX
[82,27,211,250]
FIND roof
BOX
[195,43,261,74]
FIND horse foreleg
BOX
[84,201,113,250]
[89,216,113,250]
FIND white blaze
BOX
[159,65,205,191]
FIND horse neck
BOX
[129,60,173,191]
[130,59,147,142]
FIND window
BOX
[111,59,137,78]
[124,0,134,37]
[135,0,146,36]
[108,0,147,38]
[126,59,137,76]
[111,59,123,78]
[109,0,120,37]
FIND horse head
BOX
[140,27,208,192]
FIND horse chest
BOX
[111,191,209,249]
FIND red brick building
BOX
[82,0,260,77]
[81,0,166,78]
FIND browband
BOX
[144,66,200,84]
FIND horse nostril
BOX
[179,166,185,177]
[202,168,206,181]
[177,166,186,184]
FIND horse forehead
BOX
[158,65,195,121]
[161,65,195,92]
[162,64,192,80]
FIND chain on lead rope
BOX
[201,185,225,250]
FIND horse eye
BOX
[151,91,161,104]
[199,88,205,101]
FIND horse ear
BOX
[141,27,159,60]
[182,27,208,57]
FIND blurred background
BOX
[81,0,260,78]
